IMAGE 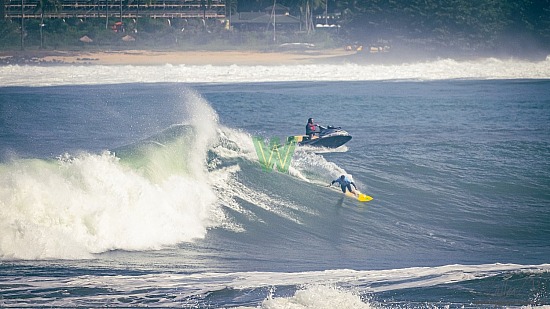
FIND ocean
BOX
[1,58,550,308]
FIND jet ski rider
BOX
[306,118,320,140]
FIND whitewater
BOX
[1,57,549,308]
[0,56,549,86]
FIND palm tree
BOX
[226,0,238,25]
[105,0,109,29]
[133,0,139,31]
[20,0,24,50]
[0,0,6,20]
[201,0,212,31]
[34,0,61,48]
[293,0,325,33]
[131,0,155,33]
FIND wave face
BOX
[0,56,550,87]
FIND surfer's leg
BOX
[341,185,346,193]
[346,184,356,195]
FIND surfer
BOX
[305,118,320,140]
[330,175,358,196]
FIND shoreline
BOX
[1,48,548,67]
[0,49,359,66]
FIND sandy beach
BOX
[0,49,357,66]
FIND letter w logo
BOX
[252,136,297,173]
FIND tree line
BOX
[238,0,550,55]
[1,0,549,56]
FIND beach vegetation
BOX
[0,20,18,48]
[0,0,548,57]
[34,0,62,48]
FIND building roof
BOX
[231,12,300,25]
[263,3,290,14]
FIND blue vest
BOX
[335,177,351,186]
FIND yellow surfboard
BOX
[345,190,373,202]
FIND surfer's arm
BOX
[351,182,357,189]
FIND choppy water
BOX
[1,59,549,308]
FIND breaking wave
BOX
[1,57,549,87]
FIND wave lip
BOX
[1,57,550,87]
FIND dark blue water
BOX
[0,80,549,307]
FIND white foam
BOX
[0,152,215,259]
[1,57,549,87]
[2,263,548,307]
[210,159,314,226]
[291,147,349,185]
[0,91,222,260]
[257,285,374,309]
[209,126,322,225]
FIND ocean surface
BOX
[1,58,550,308]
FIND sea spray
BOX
[179,89,220,179]
[0,90,222,260]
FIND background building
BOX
[2,0,226,19]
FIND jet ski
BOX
[289,126,352,148]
